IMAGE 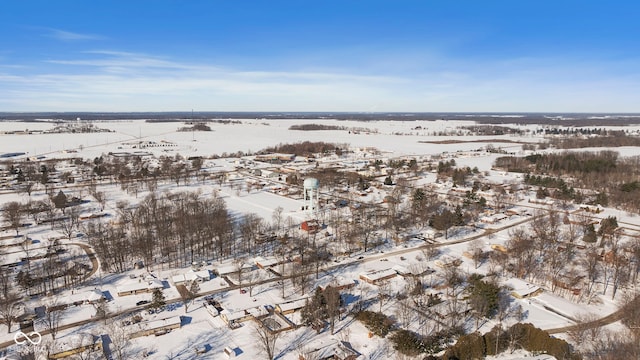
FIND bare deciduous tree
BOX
[253,322,281,360]
[324,286,342,335]
[2,201,24,236]
[568,312,602,352]
[272,206,284,235]
[104,320,137,360]
[246,270,259,297]
[395,298,413,328]
[0,293,22,334]
[181,281,200,313]
[468,239,485,269]
[378,281,391,313]
[68,332,102,360]
[57,207,80,241]
[93,300,109,325]
[39,297,64,339]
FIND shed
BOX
[224,346,237,358]
[204,302,220,317]
[301,220,320,233]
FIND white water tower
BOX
[303,177,320,216]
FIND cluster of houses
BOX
[120,140,177,149]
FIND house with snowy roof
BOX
[129,316,182,338]
[275,297,309,315]
[299,339,360,360]
[359,268,397,285]
[171,269,211,286]
[505,278,543,299]
[49,333,102,359]
[254,256,281,269]
[116,279,164,297]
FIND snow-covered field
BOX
[1,118,534,160]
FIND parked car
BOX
[136,300,150,306]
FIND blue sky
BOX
[1,1,639,112]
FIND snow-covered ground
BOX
[0,118,535,162]
[0,118,638,359]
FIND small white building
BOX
[171,269,211,286]
[203,302,219,317]
[223,346,237,358]
[359,269,397,285]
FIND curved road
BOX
[546,297,637,334]
[69,242,100,279]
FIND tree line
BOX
[495,151,640,212]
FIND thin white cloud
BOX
[2,50,640,112]
[47,50,213,71]
[44,28,105,41]
[45,51,402,84]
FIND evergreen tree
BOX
[150,288,166,311]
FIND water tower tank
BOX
[303,177,320,216]
[303,177,320,189]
